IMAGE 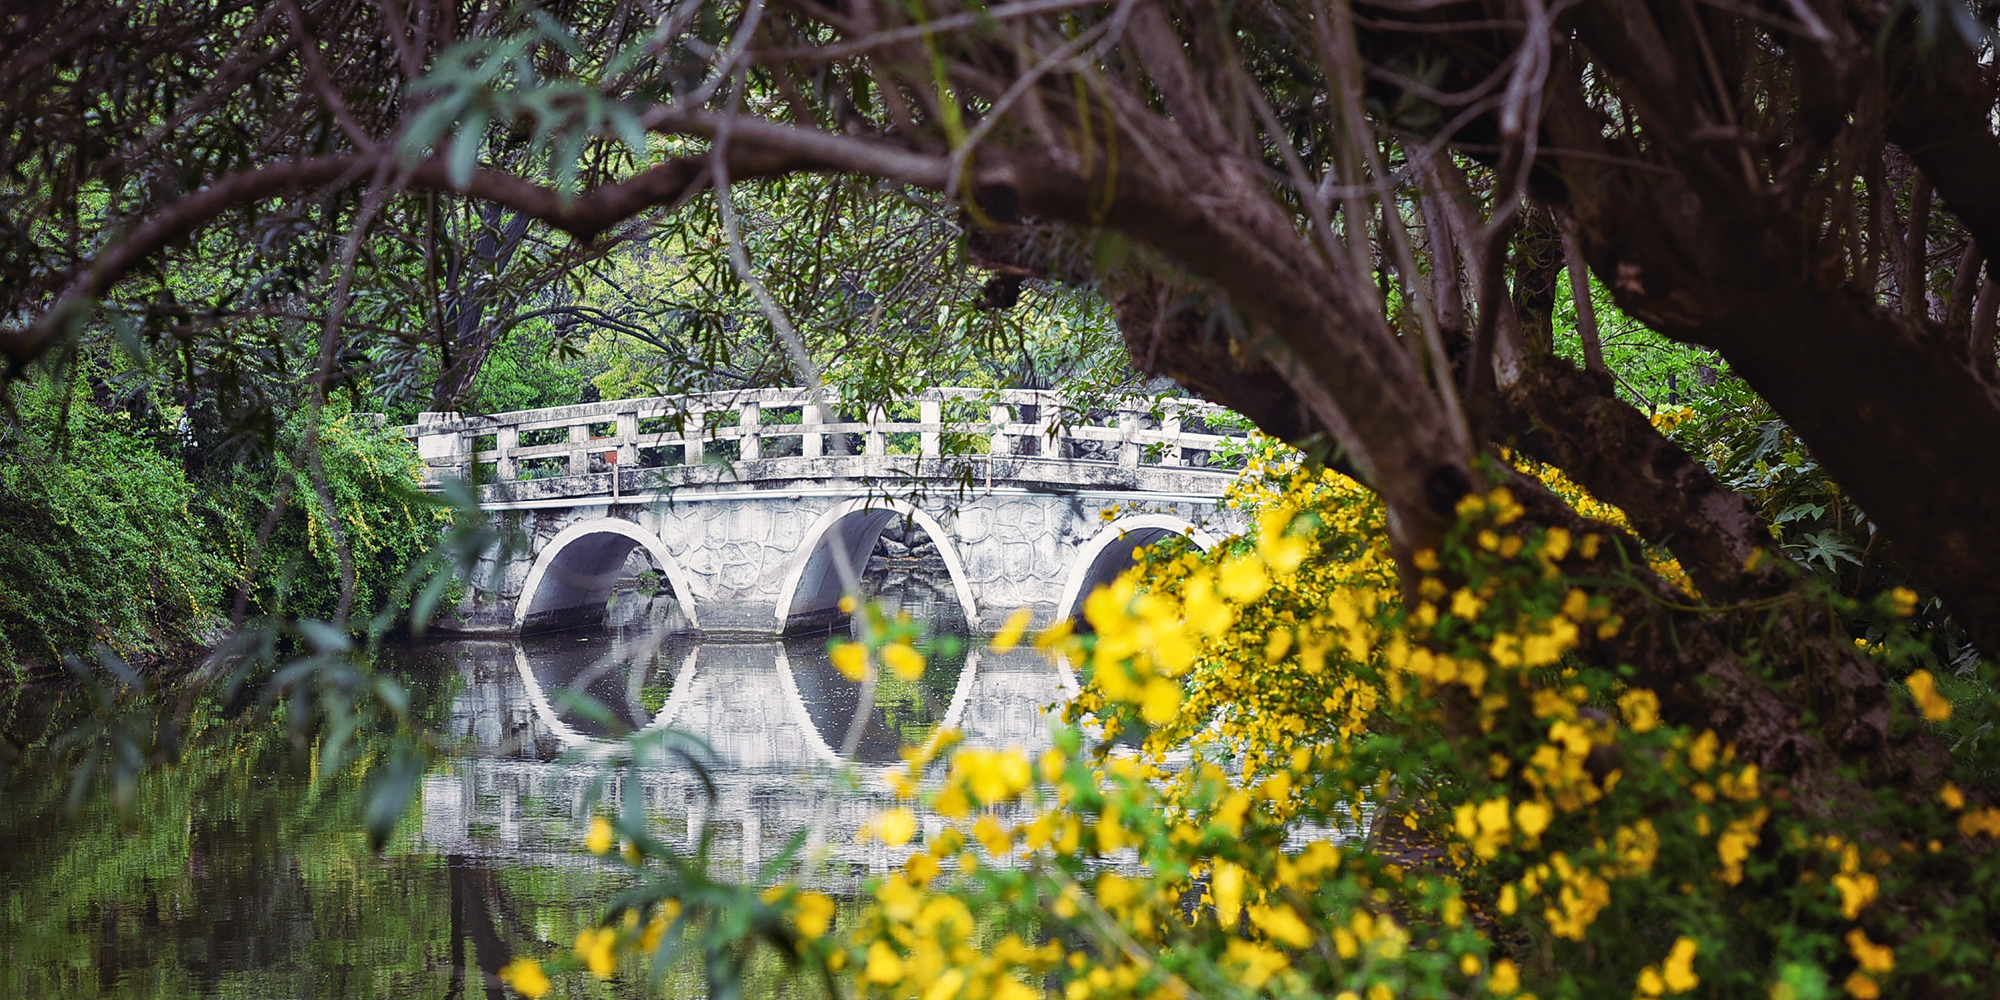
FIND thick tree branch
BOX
[1884,40,2000,280]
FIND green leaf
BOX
[606,101,649,160]
[362,745,425,852]
[410,564,454,635]
[398,93,471,163]
[447,106,490,189]
[373,676,410,718]
[297,620,351,655]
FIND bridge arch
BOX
[515,517,702,632]
[773,498,979,632]
[1057,514,1220,624]
[510,645,602,754]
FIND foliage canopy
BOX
[8,0,2000,996]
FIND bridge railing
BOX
[408,387,1253,484]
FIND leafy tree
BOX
[8,0,2000,995]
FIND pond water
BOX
[0,573,1072,999]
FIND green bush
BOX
[217,409,447,624]
[0,371,226,674]
[1,365,449,677]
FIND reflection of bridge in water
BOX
[417,620,1070,890]
[407,388,1249,634]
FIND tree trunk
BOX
[428,205,533,411]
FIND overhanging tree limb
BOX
[4,131,954,371]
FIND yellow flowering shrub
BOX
[515,437,2000,1000]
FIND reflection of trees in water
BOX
[0,689,518,1000]
[447,855,534,1000]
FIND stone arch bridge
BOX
[408,387,1251,634]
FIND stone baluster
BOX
[989,403,1013,456]
[740,401,761,461]
[1036,395,1058,459]
[616,410,638,465]
[1160,409,1183,466]
[920,398,942,457]
[567,423,590,475]
[865,403,887,457]
[684,408,705,465]
[496,425,519,481]
[414,412,464,481]
[803,400,824,458]
[1118,406,1141,468]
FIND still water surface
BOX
[0,581,1069,998]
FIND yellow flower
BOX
[1689,730,1720,772]
[1488,957,1521,994]
[574,926,616,979]
[1845,928,1894,973]
[1717,813,1765,885]
[1248,902,1314,948]
[585,816,614,855]
[1960,806,2000,837]
[864,940,904,984]
[973,814,1014,856]
[500,958,550,998]
[1515,799,1553,840]
[1833,872,1878,919]
[1140,677,1181,724]
[1637,967,1666,997]
[830,642,869,681]
[1845,972,1881,999]
[992,607,1033,652]
[838,594,857,613]
[882,642,925,680]
[1542,527,1572,561]
[1455,796,1513,859]
[1222,939,1289,989]
[954,748,1033,804]
[1450,588,1486,620]
[1887,586,1918,617]
[792,891,835,940]
[1906,669,1951,722]
[639,904,677,952]
[1219,555,1271,602]
[870,807,918,846]
[1618,688,1661,733]
[1661,937,1699,992]
[1940,781,1965,810]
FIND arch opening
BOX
[860,517,971,633]
[1059,516,1216,628]
[775,500,978,634]
[515,518,699,634]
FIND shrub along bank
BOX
[0,361,440,680]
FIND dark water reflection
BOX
[0,580,1070,999]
